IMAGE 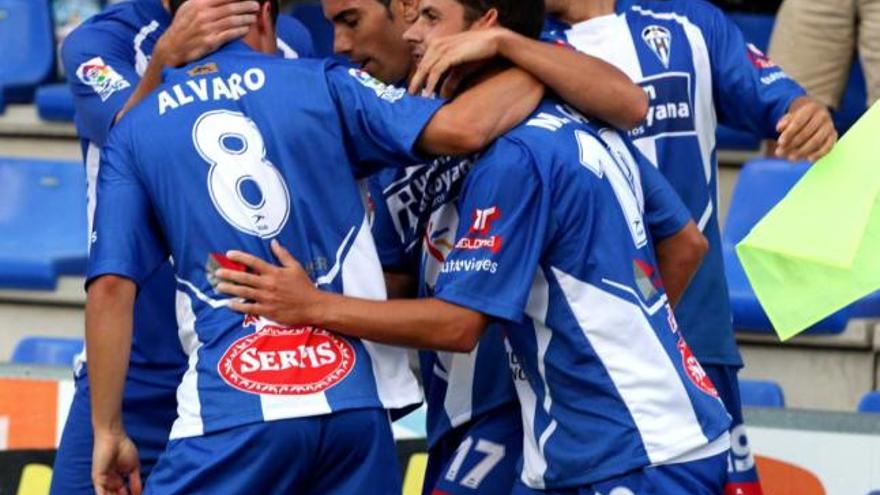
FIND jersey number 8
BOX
[193,110,290,238]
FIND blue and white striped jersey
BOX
[88,44,441,439]
[433,99,732,489]
[61,0,316,386]
[543,0,806,366]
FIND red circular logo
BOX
[677,337,718,398]
[219,325,355,395]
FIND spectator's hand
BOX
[92,431,141,495]
[776,96,837,163]
[155,0,260,68]
[215,240,320,327]
[409,28,507,97]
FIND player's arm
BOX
[416,67,544,155]
[703,3,835,162]
[115,0,261,122]
[410,27,648,130]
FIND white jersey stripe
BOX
[443,345,478,427]
[170,291,204,439]
[552,267,709,464]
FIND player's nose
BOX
[333,30,354,55]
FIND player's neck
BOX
[241,28,278,55]
[559,0,615,25]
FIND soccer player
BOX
[214,0,734,493]
[409,1,838,492]
[53,1,313,493]
[85,0,545,493]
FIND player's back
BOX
[438,99,732,488]
[94,42,433,439]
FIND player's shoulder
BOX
[61,3,137,59]
[276,14,315,57]
[621,0,725,26]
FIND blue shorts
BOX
[704,364,764,494]
[511,450,728,495]
[50,366,179,495]
[424,403,522,495]
[145,408,401,495]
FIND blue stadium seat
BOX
[0,157,87,290]
[11,336,83,366]
[0,89,5,114]
[35,83,76,122]
[0,0,56,103]
[723,158,851,334]
[291,3,335,60]
[739,379,785,408]
[857,391,880,413]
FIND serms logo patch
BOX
[455,206,502,254]
[76,57,131,102]
[677,336,718,398]
[219,315,355,395]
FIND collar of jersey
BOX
[135,0,171,27]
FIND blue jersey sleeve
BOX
[325,65,445,176]
[87,126,168,287]
[434,140,550,323]
[277,15,316,59]
[703,2,806,136]
[629,144,692,240]
[61,25,140,147]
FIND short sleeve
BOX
[87,127,168,288]
[61,26,140,147]
[434,141,549,323]
[325,64,445,176]
[703,2,806,136]
[630,143,693,240]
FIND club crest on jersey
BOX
[76,57,131,102]
[642,25,672,69]
[218,316,355,395]
[348,68,406,103]
[677,336,718,398]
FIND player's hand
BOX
[775,96,837,163]
[216,240,321,326]
[92,431,142,495]
[155,0,259,68]
[409,27,508,97]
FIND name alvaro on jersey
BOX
[158,67,267,115]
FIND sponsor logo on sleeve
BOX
[452,206,503,254]
[218,315,355,395]
[677,336,719,398]
[642,25,672,69]
[76,57,131,102]
[746,43,777,70]
[348,68,406,103]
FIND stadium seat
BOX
[739,379,785,408]
[723,158,851,334]
[857,391,880,413]
[291,3,335,60]
[10,336,83,366]
[35,83,75,122]
[0,157,88,290]
[0,0,56,103]
[0,90,5,114]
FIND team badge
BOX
[76,57,131,102]
[642,25,672,69]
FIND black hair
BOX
[457,0,545,39]
[169,0,280,23]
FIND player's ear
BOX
[472,7,499,30]
[398,0,419,23]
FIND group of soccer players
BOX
[53,0,837,494]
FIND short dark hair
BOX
[170,0,280,23]
[457,0,545,39]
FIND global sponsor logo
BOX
[633,259,662,301]
[470,206,501,234]
[642,25,673,68]
[677,336,719,398]
[440,258,498,274]
[629,73,695,139]
[454,235,502,254]
[76,57,131,102]
[205,252,247,292]
[348,68,406,103]
[219,316,355,395]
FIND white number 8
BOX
[193,110,290,238]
